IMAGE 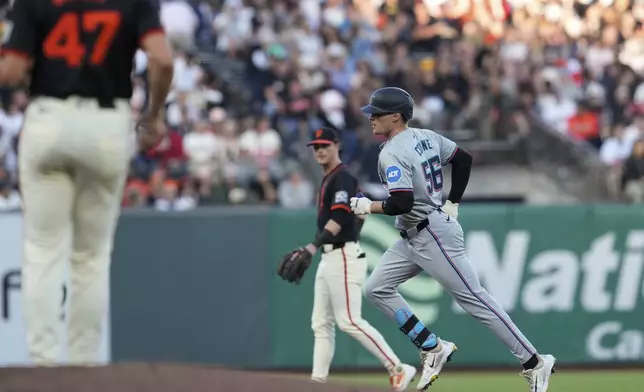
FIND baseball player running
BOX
[0,0,173,364]
[349,87,556,391]
[277,127,417,391]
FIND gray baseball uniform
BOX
[364,127,537,364]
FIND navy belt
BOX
[399,208,440,239]
[400,218,429,239]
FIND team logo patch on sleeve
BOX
[334,191,348,203]
[1,21,13,44]
[386,165,402,183]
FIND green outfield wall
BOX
[107,206,644,368]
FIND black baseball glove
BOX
[277,248,313,284]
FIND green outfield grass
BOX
[330,370,644,392]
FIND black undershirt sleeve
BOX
[447,148,473,204]
[355,215,366,235]
[312,229,334,248]
[327,171,355,227]
[330,208,352,227]
[382,191,414,216]
[313,171,356,247]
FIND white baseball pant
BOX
[19,96,132,365]
[311,241,401,381]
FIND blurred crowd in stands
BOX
[3,0,644,209]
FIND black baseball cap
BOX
[307,127,339,146]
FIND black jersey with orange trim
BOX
[2,0,163,104]
[316,164,361,244]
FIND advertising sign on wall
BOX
[268,206,644,367]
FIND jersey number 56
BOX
[44,11,121,67]
[421,155,443,196]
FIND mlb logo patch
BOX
[1,21,13,44]
[334,191,348,203]
[386,165,402,183]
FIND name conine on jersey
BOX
[414,138,434,156]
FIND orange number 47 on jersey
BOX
[43,11,121,67]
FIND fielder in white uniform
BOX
[350,87,556,391]
[278,128,416,391]
[1,0,174,365]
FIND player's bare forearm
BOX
[323,219,342,235]
[370,201,385,214]
[141,33,174,118]
[304,219,341,254]
[0,55,31,87]
[147,60,173,117]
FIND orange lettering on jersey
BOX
[43,13,84,66]
[43,11,121,67]
[83,11,120,65]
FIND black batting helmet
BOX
[360,87,414,121]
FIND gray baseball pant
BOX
[364,209,537,363]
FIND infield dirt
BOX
[0,363,386,392]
